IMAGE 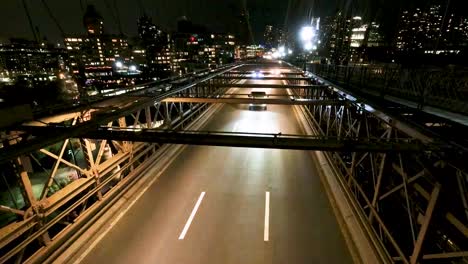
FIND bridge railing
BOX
[306,63,468,116]
[17,63,241,124]
[289,73,468,263]
[0,64,242,263]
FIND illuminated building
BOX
[396,5,468,55]
[83,5,104,36]
[173,18,236,73]
[263,25,287,50]
[328,11,352,64]
[264,25,275,49]
[138,15,175,77]
[64,5,130,77]
[367,23,384,47]
[201,33,236,66]
[0,39,66,77]
[235,45,264,59]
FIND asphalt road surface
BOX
[80,73,353,264]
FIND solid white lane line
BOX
[178,192,206,240]
[264,191,270,241]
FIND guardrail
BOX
[0,63,242,263]
[288,70,468,263]
[306,63,468,116]
[24,63,241,121]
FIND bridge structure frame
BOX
[0,65,241,263]
[288,68,468,264]
[0,62,466,264]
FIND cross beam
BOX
[209,83,325,89]
[162,97,344,106]
[215,76,310,81]
[0,65,243,164]
[228,71,303,76]
[21,126,441,152]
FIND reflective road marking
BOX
[179,192,206,240]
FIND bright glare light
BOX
[129,65,137,71]
[252,71,264,78]
[278,46,285,53]
[300,26,315,42]
[304,42,313,50]
[288,49,293,54]
[115,61,123,68]
[272,69,281,75]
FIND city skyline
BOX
[3,0,459,44]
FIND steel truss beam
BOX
[0,65,242,164]
[162,97,344,106]
[215,76,310,81]
[20,127,439,152]
[0,64,242,263]
[208,83,325,89]
[228,70,303,76]
[307,63,468,118]
[289,70,468,263]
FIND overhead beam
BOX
[162,97,343,106]
[229,71,303,76]
[20,127,441,152]
[209,83,325,89]
[216,76,310,81]
[0,64,244,164]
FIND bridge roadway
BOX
[79,77,353,263]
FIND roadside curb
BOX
[291,102,391,264]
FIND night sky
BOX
[0,0,462,44]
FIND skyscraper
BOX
[64,5,130,77]
[328,11,352,65]
[396,5,468,55]
[264,25,274,49]
[83,5,104,36]
[137,15,174,77]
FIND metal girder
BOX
[289,66,468,263]
[21,126,440,152]
[215,76,310,81]
[307,63,468,118]
[0,77,227,263]
[0,64,242,164]
[208,83,325,89]
[162,97,344,106]
[228,70,303,75]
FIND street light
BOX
[300,26,315,42]
[115,61,123,68]
[278,46,285,53]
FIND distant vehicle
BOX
[248,91,267,111]
[251,71,264,78]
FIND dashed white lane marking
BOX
[178,192,206,240]
[264,191,270,241]
[233,122,239,132]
